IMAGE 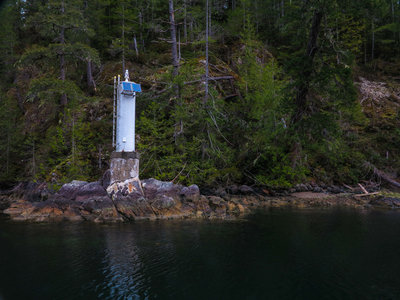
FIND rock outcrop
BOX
[4,181,121,222]
[2,178,400,223]
[2,178,251,222]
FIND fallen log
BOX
[358,183,369,194]
[373,168,400,188]
[364,162,400,189]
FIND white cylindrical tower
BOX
[115,71,141,152]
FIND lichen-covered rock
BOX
[151,195,176,209]
[107,178,143,197]
[208,196,224,207]
[56,180,88,200]
[142,178,183,200]
[75,182,108,201]
[180,184,200,202]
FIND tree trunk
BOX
[184,0,188,43]
[169,0,179,78]
[6,130,10,175]
[98,145,102,170]
[391,0,397,45]
[134,35,139,57]
[84,0,96,93]
[190,18,194,41]
[364,19,367,64]
[291,11,323,124]
[202,0,212,159]
[122,2,125,73]
[86,60,96,93]
[178,29,181,61]
[32,138,36,178]
[72,113,75,166]
[169,0,182,141]
[60,0,67,106]
[371,19,375,61]
[205,0,209,104]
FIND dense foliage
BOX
[0,0,399,188]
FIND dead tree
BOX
[59,0,67,106]
[169,0,179,78]
[205,0,210,104]
[169,0,182,139]
[291,11,323,124]
[85,0,96,93]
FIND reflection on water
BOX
[1,209,400,299]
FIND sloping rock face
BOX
[4,181,121,223]
[108,178,204,220]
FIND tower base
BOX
[106,151,142,196]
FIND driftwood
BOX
[354,192,380,197]
[358,183,369,194]
[343,184,354,191]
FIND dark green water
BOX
[1,209,400,300]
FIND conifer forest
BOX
[0,0,399,189]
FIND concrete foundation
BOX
[107,152,143,196]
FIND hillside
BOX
[0,0,399,189]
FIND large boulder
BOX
[80,197,122,222]
[111,179,191,220]
[112,192,155,220]
[142,178,183,200]
[75,182,108,202]
[55,181,108,202]
[56,180,88,200]
[180,184,200,202]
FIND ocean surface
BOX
[1,208,400,299]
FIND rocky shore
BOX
[1,179,400,223]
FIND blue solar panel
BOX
[132,83,141,92]
[122,81,142,93]
[122,82,132,91]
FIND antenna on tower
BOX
[124,69,129,82]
